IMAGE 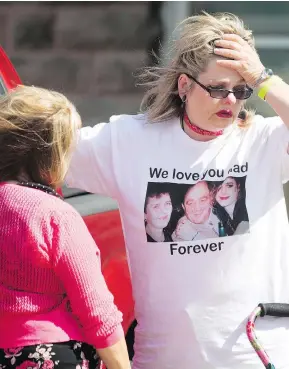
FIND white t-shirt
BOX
[66,113,289,369]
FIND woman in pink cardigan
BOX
[0,86,130,369]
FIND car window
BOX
[0,76,6,95]
[65,192,118,216]
[62,185,119,215]
[62,184,88,199]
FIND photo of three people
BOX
[144,177,249,243]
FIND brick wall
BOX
[0,1,162,123]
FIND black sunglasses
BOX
[189,76,253,100]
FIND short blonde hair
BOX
[0,85,81,188]
[137,12,256,125]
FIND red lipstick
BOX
[216,110,233,118]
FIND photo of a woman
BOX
[144,183,174,242]
[213,176,249,236]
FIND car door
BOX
[0,46,22,93]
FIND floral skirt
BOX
[0,341,101,369]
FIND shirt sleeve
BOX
[65,122,119,198]
[262,116,289,183]
[51,208,124,349]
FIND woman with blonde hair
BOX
[66,11,289,369]
[0,86,131,369]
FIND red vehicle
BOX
[0,46,136,360]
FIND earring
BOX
[181,95,187,110]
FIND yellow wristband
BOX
[258,75,283,100]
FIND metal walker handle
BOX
[246,303,289,369]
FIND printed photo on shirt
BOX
[144,177,249,242]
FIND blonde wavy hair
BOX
[0,85,81,188]
[137,11,256,125]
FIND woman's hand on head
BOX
[213,34,265,87]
